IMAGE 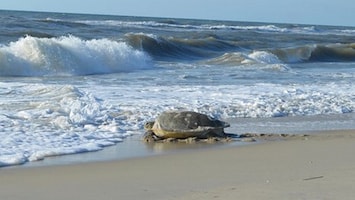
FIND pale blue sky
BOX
[1,0,355,26]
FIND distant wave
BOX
[273,43,355,62]
[204,43,355,67]
[38,18,90,28]
[77,20,200,30]
[77,19,355,36]
[83,20,293,33]
[0,35,152,76]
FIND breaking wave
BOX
[1,34,354,77]
[0,35,152,76]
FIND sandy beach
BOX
[1,129,355,200]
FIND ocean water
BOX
[1,10,355,167]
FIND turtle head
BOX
[144,121,155,131]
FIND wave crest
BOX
[204,51,289,71]
[0,35,152,76]
[125,33,234,60]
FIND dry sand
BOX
[1,130,355,200]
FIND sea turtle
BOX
[144,111,230,140]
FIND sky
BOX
[1,0,355,27]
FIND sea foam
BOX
[0,84,124,167]
[0,35,152,76]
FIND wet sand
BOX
[1,129,355,200]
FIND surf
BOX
[0,35,152,77]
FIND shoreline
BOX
[1,129,355,200]
[5,113,355,169]
[8,113,355,170]
[7,132,254,169]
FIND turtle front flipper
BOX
[142,130,160,142]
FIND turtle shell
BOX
[151,111,230,139]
